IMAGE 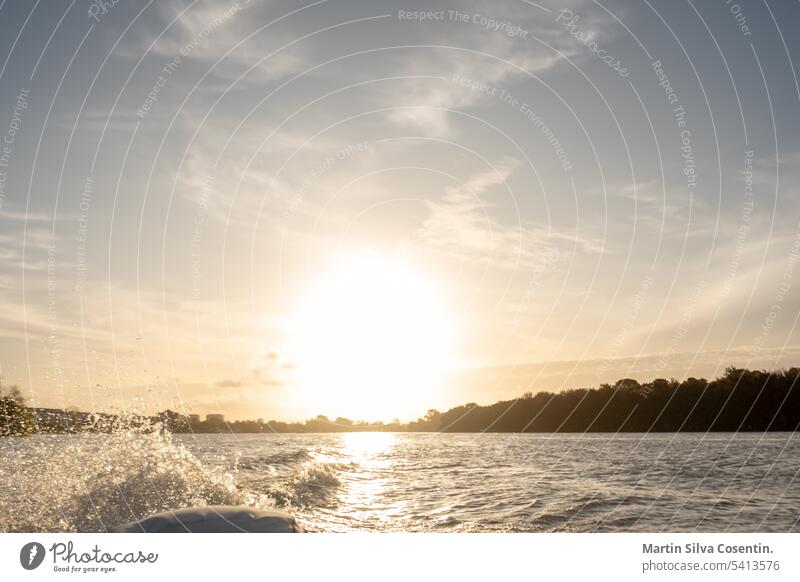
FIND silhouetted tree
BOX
[408,368,800,433]
[0,386,34,436]
[6,368,798,435]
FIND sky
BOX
[1,0,799,421]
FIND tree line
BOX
[2,367,799,435]
[407,367,800,432]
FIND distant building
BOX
[206,413,225,424]
[187,414,200,423]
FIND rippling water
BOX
[1,431,798,532]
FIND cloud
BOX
[252,352,287,387]
[416,156,604,268]
[0,209,64,222]
[377,0,622,135]
[0,227,62,273]
[214,379,243,387]
[381,43,569,136]
[120,0,311,86]
[122,1,249,61]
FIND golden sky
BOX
[1,0,800,421]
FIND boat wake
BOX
[265,461,344,508]
[0,421,269,532]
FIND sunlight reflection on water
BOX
[2,432,798,532]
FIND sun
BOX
[288,250,455,421]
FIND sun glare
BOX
[289,251,455,421]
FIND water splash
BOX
[266,461,344,508]
[0,419,269,532]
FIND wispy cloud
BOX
[417,156,603,268]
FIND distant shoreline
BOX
[10,429,798,436]
[3,367,798,436]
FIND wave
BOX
[0,420,271,532]
[243,449,312,469]
[266,461,344,508]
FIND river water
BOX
[1,431,797,532]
